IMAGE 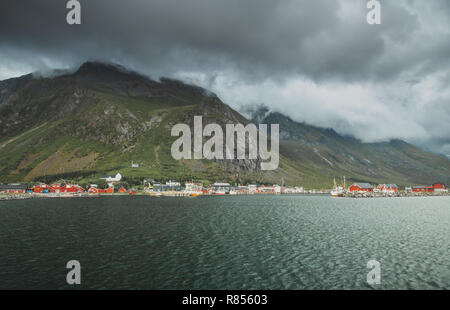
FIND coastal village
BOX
[0,171,448,200]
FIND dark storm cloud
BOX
[0,0,427,80]
[0,0,449,154]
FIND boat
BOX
[212,182,230,195]
[184,182,204,197]
[331,187,344,197]
[331,177,345,197]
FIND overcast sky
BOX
[0,0,449,155]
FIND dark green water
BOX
[0,195,449,289]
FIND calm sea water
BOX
[0,195,448,289]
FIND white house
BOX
[101,173,122,182]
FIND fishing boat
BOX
[212,182,230,195]
[331,177,345,197]
[185,182,204,197]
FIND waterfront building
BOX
[432,182,447,192]
[166,181,181,191]
[185,182,203,192]
[247,184,258,194]
[349,183,374,192]
[33,183,50,193]
[274,185,281,194]
[88,186,106,194]
[50,183,62,193]
[257,185,281,194]
[412,185,427,193]
[377,184,398,193]
[410,183,447,193]
[63,184,84,193]
[151,181,182,192]
[0,184,28,194]
[288,187,303,194]
[211,182,231,194]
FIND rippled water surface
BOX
[0,195,449,289]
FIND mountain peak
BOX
[75,61,129,75]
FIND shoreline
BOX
[1,192,449,201]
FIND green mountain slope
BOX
[0,62,298,185]
[0,62,449,188]
[254,110,450,187]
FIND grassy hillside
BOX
[259,112,450,187]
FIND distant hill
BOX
[250,107,450,187]
[0,62,449,187]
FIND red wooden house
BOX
[88,187,99,194]
[349,183,373,192]
[33,183,49,193]
[0,184,28,194]
[432,182,445,190]
[412,183,446,193]
[50,183,62,193]
[377,184,398,192]
[412,186,427,193]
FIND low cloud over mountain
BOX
[0,0,449,155]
